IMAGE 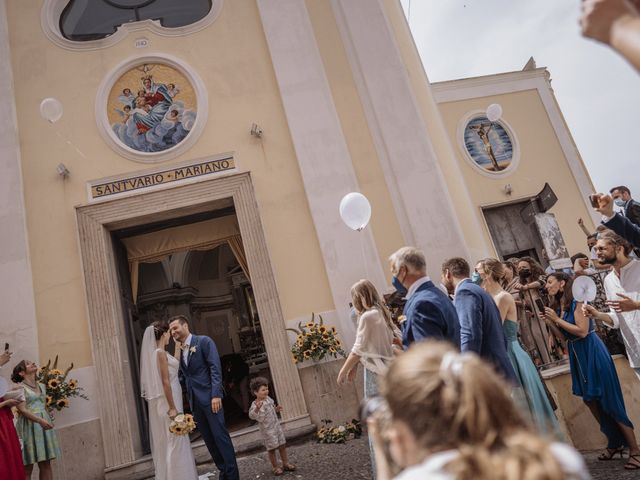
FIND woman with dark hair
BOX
[543,272,640,469]
[140,320,198,479]
[12,360,59,480]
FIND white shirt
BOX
[406,276,432,300]
[351,308,397,375]
[182,334,193,366]
[604,259,640,367]
[394,443,588,480]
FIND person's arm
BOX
[16,400,53,429]
[581,0,640,71]
[248,400,267,422]
[202,337,224,413]
[496,293,514,323]
[456,291,483,354]
[156,351,177,417]
[0,398,20,410]
[595,194,640,247]
[543,304,590,338]
[583,303,618,328]
[577,218,593,237]
[337,352,361,385]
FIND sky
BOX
[400,0,640,198]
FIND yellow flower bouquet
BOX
[287,313,346,364]
[169,413,196,436]
[37,355,88,412]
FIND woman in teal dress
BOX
[476,259,563,438]
[543,272,640,470]
[11,360,59,480]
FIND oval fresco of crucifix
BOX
[463,116,514,173]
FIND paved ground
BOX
[196,436,640,479]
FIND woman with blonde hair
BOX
[475,258,562,438]
[371,341,588,480]
[338,279,400,478]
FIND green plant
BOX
[316,419,362,444]
[37,356,88,411]
[287,313,346,364]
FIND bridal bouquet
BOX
[169,413,196,436]
[287,313,346,364]
[37,356,88,412]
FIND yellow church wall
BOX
[381,0,491,262]
[6,0,335,368]
[305,0,405,264]
[436,89,596,260]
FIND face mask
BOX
[471,272,483,285]
[519,269,531,279]
[614,198,626,207]
[392,276,408,297]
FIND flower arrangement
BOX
[287,313,346,364]
[169,413,196,436]
[316,419,362,444]
[37,356,88,412]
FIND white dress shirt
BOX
[604,259,640,367]
[406,276,432,300]
[182,333,193,366]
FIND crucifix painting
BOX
[463,116,514,173]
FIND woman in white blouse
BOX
[337,279,400,478]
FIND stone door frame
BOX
[75,171,309,470]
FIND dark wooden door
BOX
[483,201,544,261]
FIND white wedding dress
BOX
[140,326,199,480]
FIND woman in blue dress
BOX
[475,258,563,438]
[543,272,640,470]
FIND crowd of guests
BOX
[340,188,640,479]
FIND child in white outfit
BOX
[248,377,296,476]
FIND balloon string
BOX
[359,230,372,282]
[55,130,87,160]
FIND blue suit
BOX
[179,335,239,480]
[604,212,640,248]
[402,280,461,349]
[454,279,519,385]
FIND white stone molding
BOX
[330,0,470,271]
[256,0,388,349]
[456,109,521,179]
[0,0,40,370]
[433,69,600,225]
[95,54,208,163]
[41,0,224,51]
[75,172,310,468]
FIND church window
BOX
[60,0,213,41]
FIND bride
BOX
[140,321,199,480]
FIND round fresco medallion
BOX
[107,62,198,154]
[463,116,514,173]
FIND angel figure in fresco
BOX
[167,83,180,98]
[468,122,502,171]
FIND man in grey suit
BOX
[441,257,518,385]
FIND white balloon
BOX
[40,97,63,123]
[339,192,371,231]
[486,103,502,122]
[572,276,597,303]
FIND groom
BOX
[169,315,239,480]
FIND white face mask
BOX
[614,198,626,208]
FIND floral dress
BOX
[248,396,285,450]
[15,383,60,465]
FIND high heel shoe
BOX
[598,447,625,460]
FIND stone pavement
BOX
[195,437,639,479]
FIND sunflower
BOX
[331,326,337,334]
[173,424,185,435]
[306,322,315,328]
[47,379,60,389]
[303,351,311,359]
[56,398,69,409]
[45,396,53,407]
[67,379,78,390]
[50,369,63,376]
[297,334,304,342]
[322,333,329,340]
[319,326,327,333]
[329,347,337,353]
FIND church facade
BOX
[1,1,600,478]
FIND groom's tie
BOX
[182,343,189,367]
